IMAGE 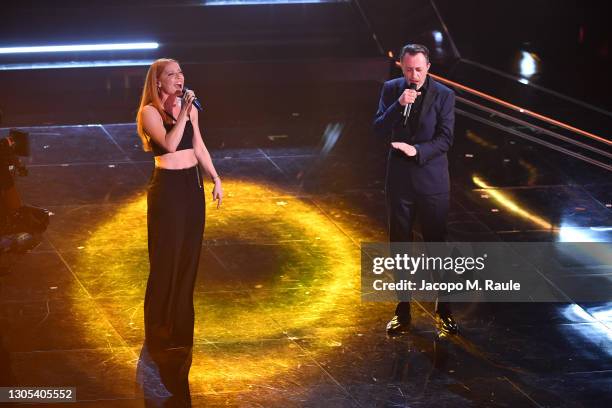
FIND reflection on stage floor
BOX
[1,83,611,406]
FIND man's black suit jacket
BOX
[373,75,455,195]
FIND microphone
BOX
[402,82,417,127]
[183,87,203,111]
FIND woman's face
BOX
[157,62,184,97]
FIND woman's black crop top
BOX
[150,111,195,156]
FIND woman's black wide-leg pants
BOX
[145,165,205,349]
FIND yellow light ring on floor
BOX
[74,179,360,391]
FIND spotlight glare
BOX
[433,30,443,44]
[519,51,538,78]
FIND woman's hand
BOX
[180,89,196,116]
[212,177,223,209]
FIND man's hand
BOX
[398,89,421,106]
[391,142,417,157]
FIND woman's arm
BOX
[141,93,195,152]
[191,110,223,207]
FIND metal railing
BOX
[430,73,611,147]
[428,72,611,171]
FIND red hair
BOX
[136,58,178,151]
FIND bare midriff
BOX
[154,148,198,169]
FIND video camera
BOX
[0,120,50,254]
[0,128,30,176]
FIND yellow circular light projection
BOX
[73,179,363,394]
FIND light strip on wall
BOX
[0,60,155,71]
[0,42,159,54]
[204,0,346,5]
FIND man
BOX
[373,44,457,336]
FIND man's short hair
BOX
[399,44,430,64]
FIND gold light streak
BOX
[472,175,554,230]
[464,130,539,184]
[518,159,539,186]
[72,179,361,394]
[465,129,498,150]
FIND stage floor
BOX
[1,80,611,407]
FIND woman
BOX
[136,58,222,353]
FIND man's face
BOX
[400,53,430,89]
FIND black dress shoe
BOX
[386,315,411,336]
[436,313,458,335]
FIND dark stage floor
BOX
[0,78,611,407]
